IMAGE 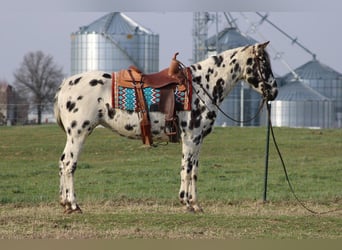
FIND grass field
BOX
[0,125,341,239]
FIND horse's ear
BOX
[259,41,270,49]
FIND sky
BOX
[1,0,341,84]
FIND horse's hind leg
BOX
[59,133,86,213]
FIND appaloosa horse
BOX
[54,42,278,213]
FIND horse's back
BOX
[54,71,112,130]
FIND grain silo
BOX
[71,12,159,75]
[206,28,260,127]
[282,59,342,128]
[270,80,334,128]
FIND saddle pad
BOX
[112,72,191,112]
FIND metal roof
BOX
[206,27,258,51]
[276,80,331,101]
[77,12,154,35]
[283,59,342,81]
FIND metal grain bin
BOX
[270,80,334,128]
[282,59,342,127]
[71,12,159,75]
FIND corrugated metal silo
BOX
[270,80,334,128]
[206,28,260,127]
[71,12,159,75]
[282,59,342,127]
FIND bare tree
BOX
[14,51,64,124]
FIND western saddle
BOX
[115,53,191,146]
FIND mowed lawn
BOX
[0,125,341,239]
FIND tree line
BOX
[6,51,64,124]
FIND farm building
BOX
[0,83,28,125]
[70,12,159,75]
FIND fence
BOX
[0,103,55,125]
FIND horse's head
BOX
[244,42,278,101]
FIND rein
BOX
[266,104,342,215]
[193,83,266,124]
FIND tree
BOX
[14,51,64,124]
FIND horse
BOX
[54,42,278,213]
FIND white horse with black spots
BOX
[54,42,278,213]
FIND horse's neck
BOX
[192,49,246,106]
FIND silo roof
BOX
[283,59,341,81]
[206,27,258,50]
[276,80,331,101]
[77,12,154,35]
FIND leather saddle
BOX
[115,53,190,146]
[117,52,187,91]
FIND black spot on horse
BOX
[246,58,253,65]
[89,79,104,86]
[106,103,115,119]
[77,96,83,100]
[181,120,187,127]
[206,111,216,120]
[230,51,237,59]
[71,162,77,174]
[212,79,224,104]
[71,120,77,128]
[234,63,240,72]
[75,77,82,84]
[197,64,202,70]
[212,55,224,67]
[102,73,112,79]
[124,124,134,131]
[69,77,82,86]
[247,77,259,88]
[241,45,249,52]
[193,76,202,85]
[193,134,202,145]
[97,97,103,103]
[202,127,212,138]
[60,154,65,161]
[73,108,79,113]
[82,120,90,128]
[66,101,76,112]
[190,65,197,71]
[98,109,104,119]
[229,58,236,65]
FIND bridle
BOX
[252,46,274,102]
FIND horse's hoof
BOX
[64,205,82,214]
[193,205,204,213]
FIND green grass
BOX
[0,125,341,239]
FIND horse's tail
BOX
[54,81,65,132]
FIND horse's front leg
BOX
[179,139,203,212]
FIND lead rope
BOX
[193,83,266,124]
[266,104,342,215]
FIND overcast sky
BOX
[1,1,341,83]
